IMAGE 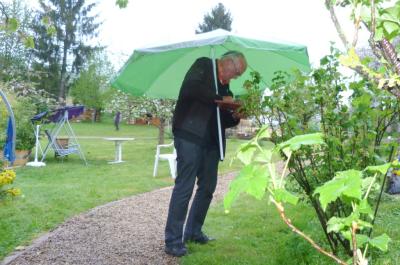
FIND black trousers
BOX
[165,137,219,246]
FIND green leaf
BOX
[342,231,369,249]
[256,125,270,141]
[339,48,361,67]
[314,170,362,210]
[362,177,374,191]
[23,36,35,49]
[358,199,373,219]
[236,143,257,165]
[360,5,371,24]
[365,163,391,175]
[274,189,299,205]
[369,233,391,252]
[253,150,271,163]
[327,217,346,233]
[357,219,373,230]
[374,28,384,41]
[224,164,270,211]
[278,133,324,152]
[47,25,57,36]
[41,16,51,25]
[382,21,400,36]
[116,0,129,8]
[281,147,291,158]
[7,18,19,32]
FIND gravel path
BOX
[2,172,237,265]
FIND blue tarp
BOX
[31,106,85,123]
[3,117,15,163]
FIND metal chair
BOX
[153,142,177,179]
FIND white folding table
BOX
[104,137,134,164]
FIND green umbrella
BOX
[112,29,311,159]
[112,29,311,99]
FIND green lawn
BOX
[182,193,400,265]
[1,118,398,264]
[0,118,243,260]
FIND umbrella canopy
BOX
[112,29,311,99]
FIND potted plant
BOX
[0,93,36,166]
[13,98,36,165]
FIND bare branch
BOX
[352,5,362,47]
[325,0,350,49]
[344,63,400,98]
[271,197,348,265]
[0,1,9,21]
[351,222,358,265]
[361,1,382,60]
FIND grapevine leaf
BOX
[274,189,299,205]
[358,199,374,219]
[327,217,346,233]
[278,133,324,152]
[256,125,270,141]
[342,231,370,249]
[365,163,391,175]
[224,164,270,211]
[314,170,362,210]
[369,234,391,252]
[236,143,257,165]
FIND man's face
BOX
[220,57,246,85]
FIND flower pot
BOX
[14,150,31,166]
[0,149,31,167]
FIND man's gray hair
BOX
[221,51,247,68]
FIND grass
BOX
[2,117,398,264]
[181,194,400,265]
[0,117,243,260]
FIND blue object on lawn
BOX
[3,117,15,163]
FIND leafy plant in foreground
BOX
[225,127,392,264]
[238,49,398,255]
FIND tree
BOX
[196,3,232,34]
[0,0,34,81]
[70,50,115,122]
[324,0,400,98]
[104,90,175,144]
[31,0,101,103]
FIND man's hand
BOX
[222,96,234,103]
[232,111,245,120]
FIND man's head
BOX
[218,51,247,85]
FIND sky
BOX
[24,0,369,70]
[93,0,368,69]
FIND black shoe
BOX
[165,244,187,257]
[185,233,215,244]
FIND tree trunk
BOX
[58,39,69,104]
[158,118,166,144]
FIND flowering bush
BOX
[0,80,57,150]
[0,169,20,200]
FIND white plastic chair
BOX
[153,142,177,179]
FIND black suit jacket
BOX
[172,57,240,156]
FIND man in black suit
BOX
[165,51,247,257]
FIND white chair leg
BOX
[153,156,159,177]
[172,159,177,179]
[168,158,176,179]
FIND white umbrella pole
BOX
[27,124,46,167]
[211,47,224,161]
